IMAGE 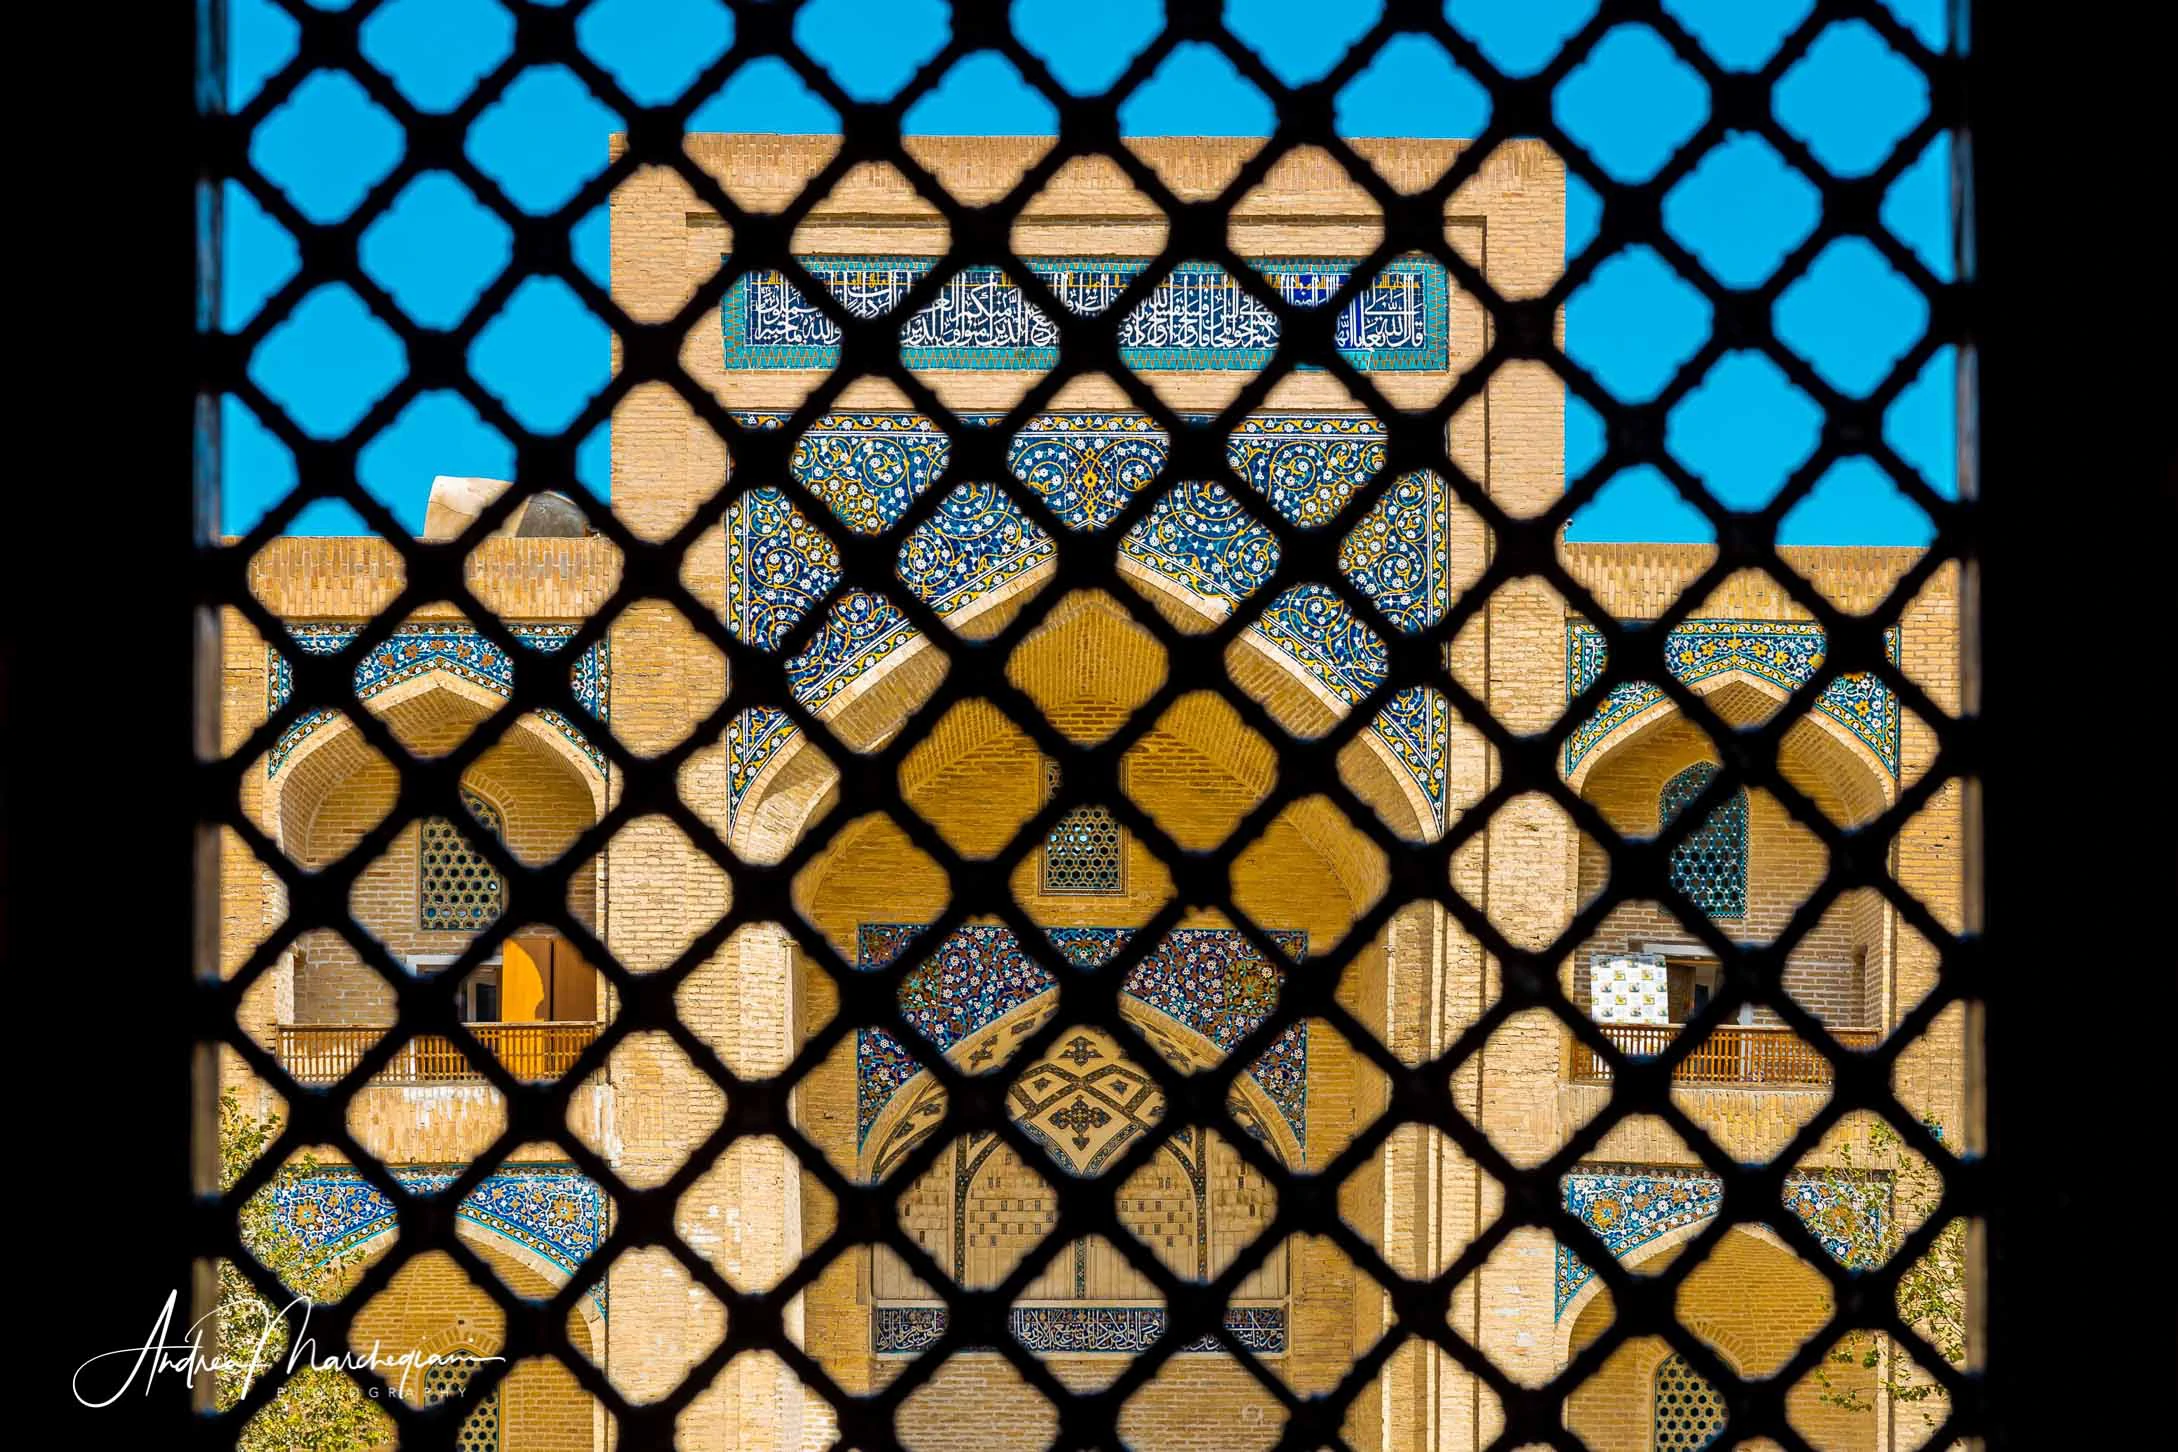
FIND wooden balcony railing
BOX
[1568,1022,1881,1086]
[276,1022,602,1086]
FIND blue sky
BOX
[223,0,1954,545]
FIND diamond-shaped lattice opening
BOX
[1120,43,1272,191]
[794,0,948,103]
[564,1030,724,1189]
[1122,689,1274,851]
[1006,590,1169,746]
[362,172,516,334]
[1775,236,1931,398]
[248,68,403,225]
[905,52,1057,193]
[1664,135,1823,290]
[464,64,621,215]
[248,282,409,442]
[1554,23,1711,184]
[360,0,515,113]
[896,1351,1061,1448]
[1337,32,1492,169]
[578,0,733,107]
[590,1244,728,1403]
[899,479,1057,629]
[1004,387,1169,536]
[1339,1120,1498,1284]
[1117,257,1278,415]
[1010,0,1160,96]
[469,273,615,436]
[1565,243,1716,406]
[899,698,1046,861]
[1793,1328,1957,1450]
[1666,350,1824,512]
[1776,19,1933,178]
[1226,391,1388,534]
[1231,794,1386,957]
[785,406,951,536]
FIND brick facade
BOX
[214,137,1964,1451]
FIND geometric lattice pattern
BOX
[189,4,1982,1449]
[421,1352,500,1452]
[417,791,505,931]
[1653,1352,1726,1449]
[1660,762,1750,919]
[1041,763,1122,894]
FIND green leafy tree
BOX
[215,1091,388,1451]
[1811,1117,1969,1430]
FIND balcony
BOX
[1569,1022,1880,1087]
[276,1022,602,1086]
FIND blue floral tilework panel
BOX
[266,622,611,777]
[721,254,1449,372]
[873,1304,1286,1355]
[1563,620,1903,775]
[720,412,1454,828]
[1554,1165,1888,1317]
[853,923,1308,1146]
[271,1163,609,1318]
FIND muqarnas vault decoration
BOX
[1564,619,1902,775]
[1555,1165,1889,1318]
[724,412,1453,831]
[270,1163,609,1318]
[723,254,1450,372]
[853,922,1308,1148]
[265,622,612,777]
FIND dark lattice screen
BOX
[189,3,1982,1450]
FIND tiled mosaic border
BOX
[1555,1165,1888,1318]
[271,1162,609,1319]
[266,622,611,777]
[722,254,1449,372]
[1563,619,1903,775]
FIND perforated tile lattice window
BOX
[421,1352,499,1452]
[1652,1352,1726,1450]
[189,3,1985,1450]
[1661,762,1749,920]
[418,791,505,931]
[1040,760,1123,895]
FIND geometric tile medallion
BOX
[265,621,612,777]
[853,923,1309,1147]
[1563,619,1903,775]
[1555,1165,1888,1318]
[269,1162,609,1318]
[723,413,1453,831]
[873,1303,1287,1356]
[722,254,1450,373]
